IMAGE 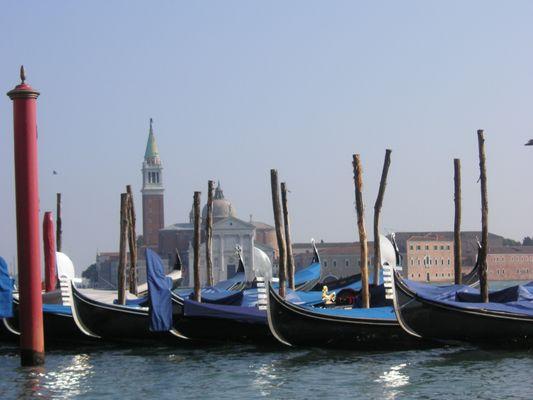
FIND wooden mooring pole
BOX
[271,170,287,297]
[117,193,129,305]
[43,212,57,292]
[126,185,138,295]
[373,149,392,285]
[477,130,489,302]
[453,158,462,284]
[281,182,295,290]
[205,180,214,286]
[56,193,62,252]
[353,154,370,308]
[193,191,202,302]
[8,66,45,366]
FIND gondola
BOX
[70,249,188,343]
[169,242,344,344]
[266,281,420,349]
[171,239,387,344]
[265,235,436,349]
[391,268,533,346]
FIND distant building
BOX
[404,234,454,282]
[293,231,530,283]
[393,231,504,268]
[487,246,533,281]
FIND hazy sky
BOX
[1,1,533,273]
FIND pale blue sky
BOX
[1,1,532,272]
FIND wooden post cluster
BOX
[205,180,214,287]
[270,170,287,298]
[373,149,392,285]
[117,193,129,305]
[353,155,370,308]
[56,193,62,252]
[192,191,202,302]
[477,130,489,302]
[281,182,295,290]
[453,158,462,284]
[126,185,138,295]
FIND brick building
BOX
[487,246,533,281]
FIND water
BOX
[1,342,532,399]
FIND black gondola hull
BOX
[267,284,421,349]
[71,285,183,343]
[1,299,90,342]
[393,272,533,346]
[171,293,274,344]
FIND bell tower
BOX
[141,118,164,248]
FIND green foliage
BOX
[502,238,521,246]
[82,263,98,281]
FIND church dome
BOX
[201,181,237,221]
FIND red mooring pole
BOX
[7,66,45,366]
[43,212,57,292]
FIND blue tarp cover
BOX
[43,304,72,316]
[300,305,397,320]
[189,287,244,305]
[0,257,14,318]
[183,299,266,324]
[113,297,149,307]
[405,279,533,317]
[146,249,173,331]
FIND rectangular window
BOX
[447,259,450,265]
[446,245,450,250]
[410,258,414,266]
[409,245,414,250]
[433,245,438,250]
[345,260,349,267]
[333,260,337,267]
[440,245,444,250]
[416,245,421,250]
[425,245,429,250]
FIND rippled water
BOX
[1,342,532,399]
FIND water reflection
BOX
[375,363,409,400]
[46,354,93,398]
[16,354,93,399]
[252,361,281,397]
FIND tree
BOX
[502,238,520,246]
[523,236,533,246]
[81,263,98,284]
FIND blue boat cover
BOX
[189,287,244,305]
[146,249,173,331]
[113,297,149,307]
[405,279,533,317]
[43,303,72,316]
[183,299,266,324]
[300,305,397,320]
[0,257,14,318]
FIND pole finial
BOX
[149,118,153,131]
[20,65,26,84]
